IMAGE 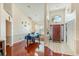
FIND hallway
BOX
[0,3,78,56]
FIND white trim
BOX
[13,39,25,44]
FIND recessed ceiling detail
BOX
[14,3,68,25]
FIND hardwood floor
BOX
[12,40,27,56]
[25,43,39,56]
[6,40,71,56]
[6,40,41,56]
[6,45,12,56]
[44,46,71,56]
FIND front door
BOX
[53,25,61,42]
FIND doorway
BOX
[6,17,12,56]
[50,24,64,42]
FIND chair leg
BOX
[37,38,40,49]
[32,38,35,43]
[39,38,40,44]
[34,39,35,43]
[33,39,35,43]
[27,39,28,47]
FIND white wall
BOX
[71,3,79,55]
[0,4,1,38]
[1,4,8,41]
[1,10,6,41]
[0,4,13,46]
[65,10,76,23]
[12,4,32,43]
[64,5,76,54]
[66,20,76,53]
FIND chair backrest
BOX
[25,33,31,40]
[27,35,31,39]
[35,33,40,38]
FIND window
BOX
[54,16,61,23]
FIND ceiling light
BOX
[27,5,31,8]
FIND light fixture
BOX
[27,5,31,8]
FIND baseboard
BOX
[13,39,25,45]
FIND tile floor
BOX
[35,41,44,56]
[45,40,75,55]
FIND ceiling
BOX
[14,3,68,25]
[48,3,67,11]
